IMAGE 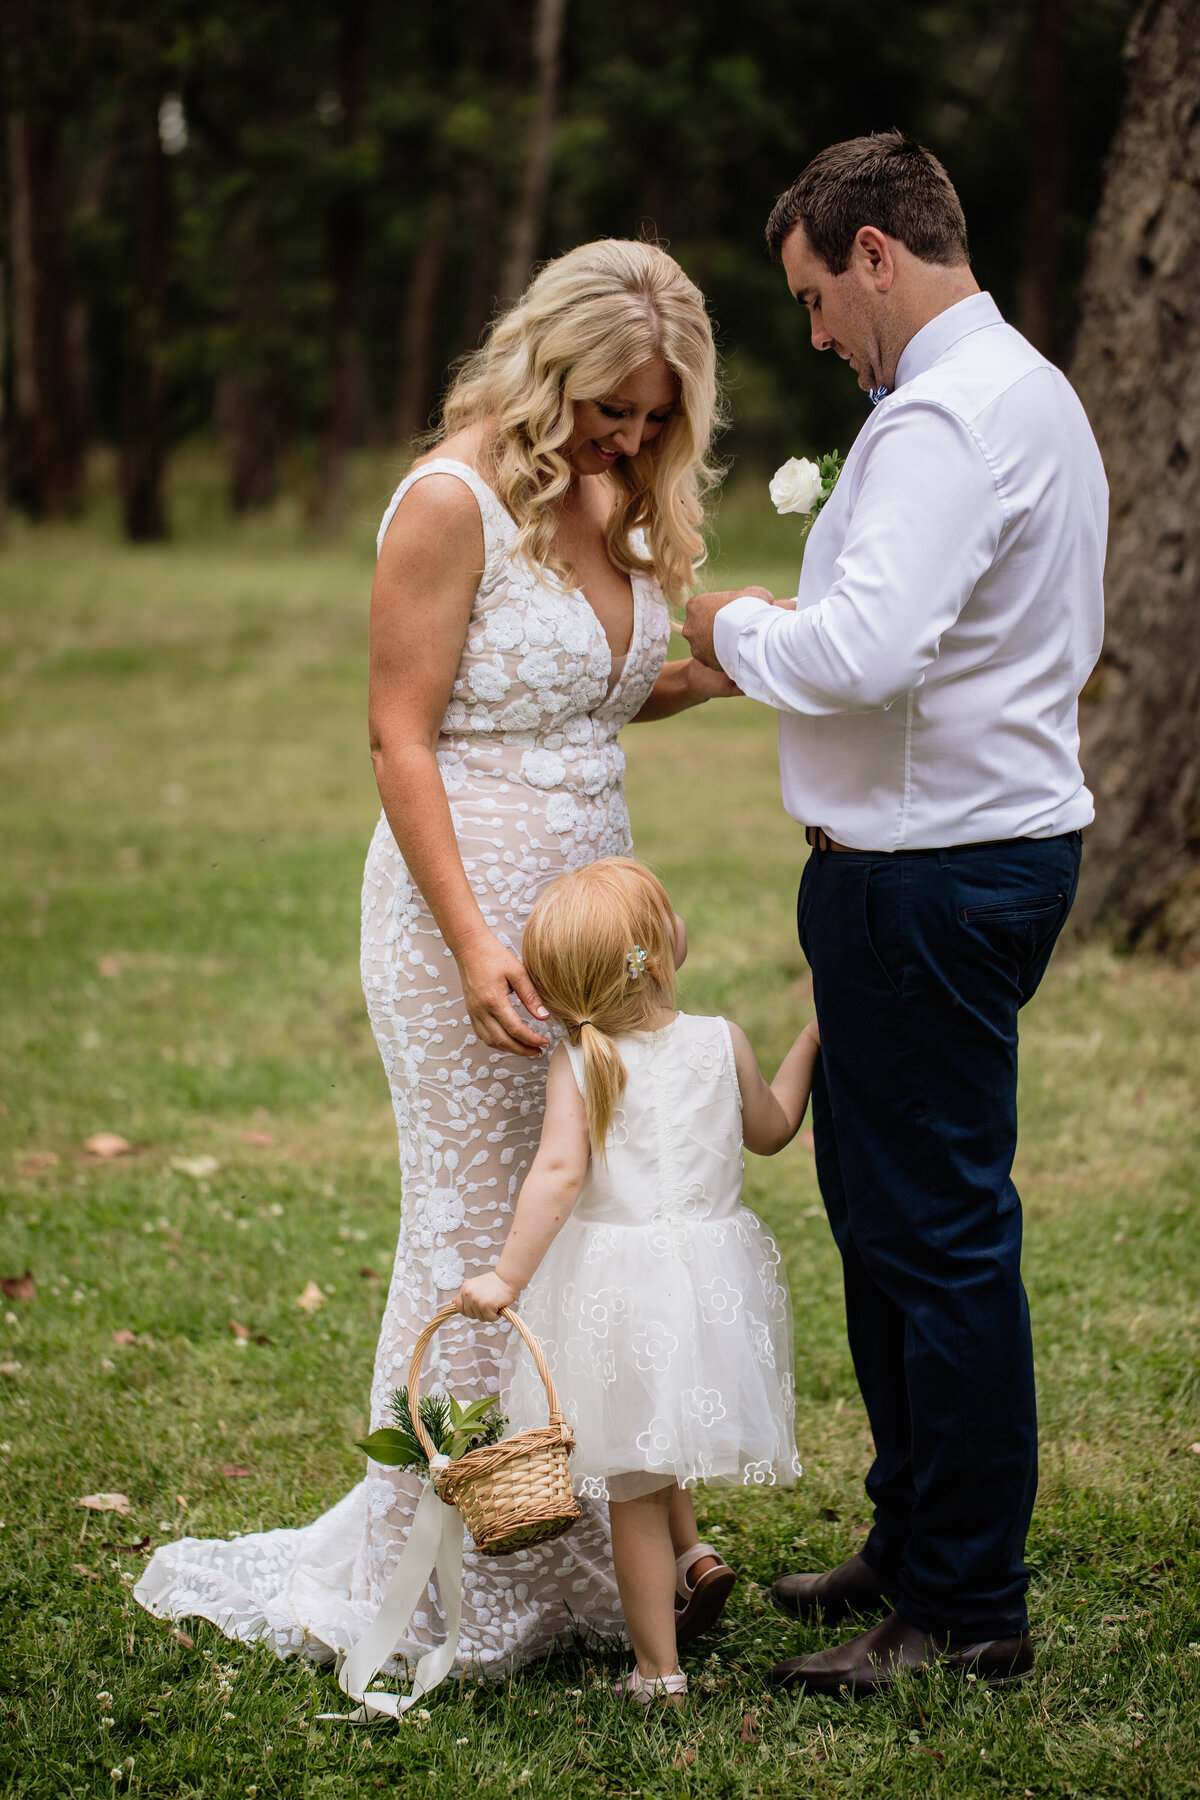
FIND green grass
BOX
[1,459,1198,1798]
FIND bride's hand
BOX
[455,930,551,1056]
[683,657,742,702]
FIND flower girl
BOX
[460,858,820,1705]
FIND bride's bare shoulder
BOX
[408,421,488,477]
[384,425,490,541]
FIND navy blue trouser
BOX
[797,831,1082,1638]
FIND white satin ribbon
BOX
[316,1455,464,1724]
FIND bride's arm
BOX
[369,475,550,1057]
[629,586,776,722]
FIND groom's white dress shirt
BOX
[713,292,1108,850]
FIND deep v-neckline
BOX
[410,456,642,693]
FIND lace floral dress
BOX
[502,1014,800,1502]
[135,458,671,1676]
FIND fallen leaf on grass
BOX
[218,1464,252,1480]
[15,1151,58,1177]
[672,1747,696,1768]
[76,1493,132,1513]
[740,1711,757,1743]
[916,1747,945,1761]
[0,1362,22,1378]
[1,1271,36,1302]
[172,1628,194,1648]
[358,1267,379,1283]
[229,1319,273,1346]
[171,1155,220,1179]
[84,1133,133,1159]
[296,1282,326,1315]
[72,1564,101,1581]
[97,955,123,979]
[239,1130,275,1147]
[112,1329,143,1347]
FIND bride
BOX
[136,238,747,1680]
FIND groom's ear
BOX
[852,228,896,292]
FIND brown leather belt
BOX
[805,826,855,852]
[805,826,1050,858]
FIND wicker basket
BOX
[407,1303,581,1557]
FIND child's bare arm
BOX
[728,1019,820,1155]
[459,1046,590,1320]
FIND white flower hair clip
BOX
[626,945,648,981]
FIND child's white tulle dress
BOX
[501,1012,800,1501]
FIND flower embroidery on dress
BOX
[686,1037,723,1080]
[698,1274,743,1325]
[631,1324,678,1373]
[636,1417,680,1465]
[742,1460,777,1486]
[681,1387,727,1427]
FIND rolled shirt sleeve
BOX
[713,403,1005,717]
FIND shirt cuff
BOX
[712,594,782,695]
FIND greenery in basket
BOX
[357,1388,508,1479]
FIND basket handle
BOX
[405,1302,567,1464]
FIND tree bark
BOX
[7,113,84,516]
[311,0,372,527]
[500,0,566,305]
[1070,0,1200,959]
[1017,0,1067,358]
[217,368,281,513]
[118,101,171,541]
[396,189,452,446]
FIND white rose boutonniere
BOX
[769,449,843,544]
[769,456,824,515]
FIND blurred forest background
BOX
[2,0,1137,536]
[3,0,1198,953]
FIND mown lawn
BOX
[1,459,1198,1799]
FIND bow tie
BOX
[869,385,891,407]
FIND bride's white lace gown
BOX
[135,458,671,1676]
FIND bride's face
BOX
[567,358,679,477]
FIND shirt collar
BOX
[894,291,1003,390]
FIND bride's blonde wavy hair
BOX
[521,858,679,1157]
[433,240,724,601]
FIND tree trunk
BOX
[119,102,171,541]
[217,369,281,513]
[7,113,84,516]
[1017,0,1067,358]
[1070,0,1200,959]
[396,189,452,446]
[311,0,371,527]
[500,0,566,305]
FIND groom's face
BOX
[781,226,884,394]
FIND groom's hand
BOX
[683,586,775,670]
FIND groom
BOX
[684,131,1107,1695]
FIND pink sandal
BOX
[674,1542,737,1649]
[613,1665,688,1707]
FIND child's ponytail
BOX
[520,857,679,1160]
[575,1019,629,1154]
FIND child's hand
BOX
[459,1272,519,1321]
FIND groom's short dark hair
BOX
[766,130,969,272]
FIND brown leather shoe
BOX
[767,1610,1035,1697]
[770,1552,897,1624]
